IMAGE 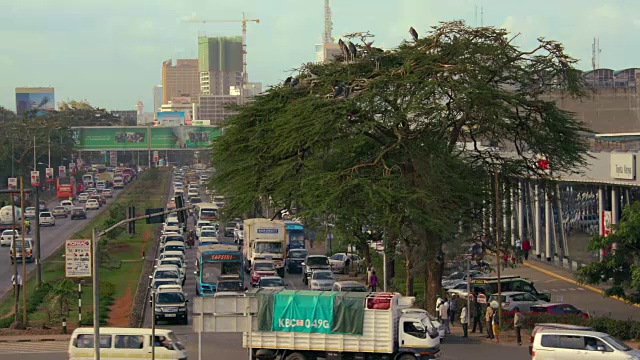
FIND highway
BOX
[0,187,127,298]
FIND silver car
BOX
[309,270,336,291]
[488,291,547,313]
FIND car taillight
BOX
[503,302,510,307]
[531,350,535,359]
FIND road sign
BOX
[45,168,54,182]
[30,171,40,187]
[65,239,92,278]
[7,178,17,190]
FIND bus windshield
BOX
[201,262,242,283]
[255,242,283,254]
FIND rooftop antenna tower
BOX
[592,37,601,70]
[481,6,484,26]
[323,0,334,43]
[475,5,478,27]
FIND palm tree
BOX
[46,278,76,319]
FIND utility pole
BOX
[92,228,100,360]
[494,170,502,328]
[20,177,26,325]
[11,190,18,323]
[34,187,41,285]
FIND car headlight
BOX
[312,282,319,287]
[179,306,187,311]
[155,307,162,313]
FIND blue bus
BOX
[195,243,243,296]
[284,221,305,253]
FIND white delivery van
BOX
[68,327,187,360]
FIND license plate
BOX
[164,314,176,317]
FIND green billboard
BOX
[71,126,222,151]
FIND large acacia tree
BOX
[212,21,589,311]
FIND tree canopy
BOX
[576,202,640,302]
[211,21,590,310]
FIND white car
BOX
[0,230,20,247]
[24,207,36,219]
[60,200,74,213]
[78,193,89,203]
[85,199,100,210]
[488,291,547,313]
[196,221,212,237]
[187,189,199,198]
[39,211,55,226]
[309,270,336,291]
[234,223,244,243]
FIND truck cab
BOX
[398,308,441,356]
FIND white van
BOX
[68,327,187,360]
[532,328,640,359]
[95,180,106,191]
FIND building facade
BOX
[197,95,240,125]
[161,59,199,104]
[198,37,243,95]
[153,85,163,115]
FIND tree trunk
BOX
[362,241,371,269]
[405,248,414,296]
[424,231,443,313]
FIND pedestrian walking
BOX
[485,303,494,339]
[439,299,451,335]
[25,219,31,234]
[366,265,375,286]
[344,256,351,275]
[448,296,457,325]
[514,307,525,346]
[436,297,444,321]
[492,304,500,343]
[369,271,378,292]
[12,273,22,301]
[460,305,468,338]
[471,295,483,333]
[522,239,531,260]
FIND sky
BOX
[0,0,638,112]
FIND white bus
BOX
[194,203,219,222]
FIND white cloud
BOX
[590,4,621,20]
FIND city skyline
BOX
[0,0,638,111]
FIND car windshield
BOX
[289,250,308,259]
[260,278,285,287]
[342,285,367,292]
[330,254,344,260]
[201,210,218,218]
[307,257,329,266]
[165,236,183,242]
[72,208,84,213]
[161,260,182,268]
[155,270,178,279]
[165,245,184,252]
[254,262,275,271]
[313,272,334,280]
[198,222,211,227]
[167,221,179,227]
[153,280,177,289]
[26,207,34,212]
[447,272,465,280]
[602,335,631,351]
[217,281,244,291]
[13,242,31,250]
[157,292,185,304]
[190,198,202,203]
[40,213,52,217]
[201,231,216,238]
[255,242,283,254]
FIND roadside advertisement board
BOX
[58,165,66,178]
[15,87,55,116]
[7,178,17,189]
[31,171,40,187]
[157,112,186,126]
[71,126,221,150]
[45,168,54,182]
[65,239,92,278]
[69,163,77,174]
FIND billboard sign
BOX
[157,112,185,126]
[71,126,221,151]
[7,178,17,190]
[45,168,54,182]
[15,87,55,116]
[65,239,92,278]
[31,171,40,187]
[69,163,77,174]
[58,166,66,178]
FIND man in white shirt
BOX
[12,273,22,300]
[439,299,450,335]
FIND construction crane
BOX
[185,13,260,86]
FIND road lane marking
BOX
[523,261,640,308]
[0,341,68,354]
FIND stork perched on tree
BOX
[338,39,350,63]
[347,41,357,61]
[409,27,419,42]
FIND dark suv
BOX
[286,249,308,274]
[70,207,87,220]
[302,255,330,285]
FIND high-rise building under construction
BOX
[198,36,243,95]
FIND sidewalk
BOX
[0,334,70,342]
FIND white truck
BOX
[194,290,441,360]
[243,218,286,277]
[0,206,22,232]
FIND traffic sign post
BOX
[65,240,92,278]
